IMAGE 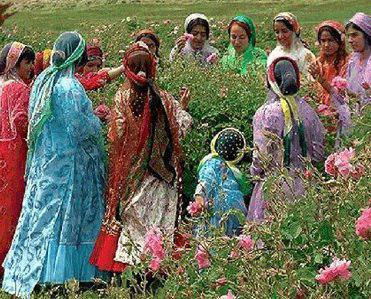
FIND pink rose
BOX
[325,148,363,180]
[315,258,351,284]
[187,201,203,217]
[215,277,228,287]
[304,169,313,179]
[219,290,235,299]
[206,53,218,64]
[334,148,355,179]
[144,227,165,261]
[94,104,110,122]
[184,33,194,41]
[195,246,211,270]
[229,249,239,259]
[350,164,365,181]
[331,76,348,92]
[149,258,161,271]
[177,266,185,275]
[324,154,336,176]
[355,208,371,240]
[238,234,254,252]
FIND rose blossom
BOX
[325,153,336,176]
[195,246,211,270]
[219,290,235,299]
[206,53,218,64]
[215,277,228,287]
[355,208,371,240]
[184,33,194,41]
[325,148,364,180]
[144,227,165,271]
[331,76,348,92]
[238,234,254,252]
[315,258,351,284]
[94,104,110,122]
[187,201,203,217]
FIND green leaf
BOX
[318,220,334,244]
[314,253,323,264]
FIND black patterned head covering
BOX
[211,128,246,164]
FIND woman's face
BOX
[230,23,250,55]
[139,37,157,56]
[319,30,340,57]
[190,24,207,50]
[83,58,102,75]
[347,27,367,53]
[274,21,294,49]
[16,59,34,83]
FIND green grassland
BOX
[7,0,371,33]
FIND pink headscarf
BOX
[348,12,371,37]
[316,20,346,42]
[0,42,28,142]
[4,42,26,74]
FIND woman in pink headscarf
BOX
[75,42,123,91]
[345,12,371,111]
[0,42,35,276]
[309,20,351,138]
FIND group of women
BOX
[0,9,369,298]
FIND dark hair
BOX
[275,18,294,32]
[135,33,160,58]
[318,26,348,73]
[318,25,341,44]
[0,44,35,74]
[16,46,35,67]
[186,18,210,39]
[228,20,252,39]
[346,22,371,45]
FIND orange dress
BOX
[315,56,348,132]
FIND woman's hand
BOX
[179,86,191,111]
[308,60,323,82]
[175,35,187,52]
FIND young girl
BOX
[193,128,250,236]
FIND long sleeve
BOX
[4,83,30,139]
[250,102,284,178]
[75,71,110,91]
[55,79,101,143]
[195,159,219,206]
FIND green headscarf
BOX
[27,31,86,156]
[221,15,267,75]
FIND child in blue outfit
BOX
[193,128,251,236]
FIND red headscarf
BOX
[90,42,182,272]
[87,45,103,61]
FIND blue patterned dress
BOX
[2,68,105,298]
[195,157,248,236]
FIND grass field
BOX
[6,0,370,34]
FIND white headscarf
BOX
[184,13,209,32]
[267,12,315,78]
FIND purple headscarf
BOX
[348,12,371,37]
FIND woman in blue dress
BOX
[194,128,250,236]
[2,32,105,298]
